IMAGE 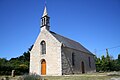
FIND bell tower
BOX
[41,5,50,31]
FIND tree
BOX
[0,45,33,75]
[95,50,120,72]
[95,56,101,72]
[105,49,111,71]
[118,54,120,63]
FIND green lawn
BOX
[43,76,111,80]
[43,75,115,80]
[42,73,120,80]
[0,73,120,80]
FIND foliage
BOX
[118,54,120,63]
[95,50,120,72]
[0,45,33,75]
[22,74,41,80]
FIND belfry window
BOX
[41,41,46,54]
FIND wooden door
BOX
[81,61,85,74]
[41,60,46,75]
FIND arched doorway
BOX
[41,59,46,75]
[81,61,85,74]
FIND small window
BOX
[41,41,46,54]
[88,57,91,68]
[72,53,75,66]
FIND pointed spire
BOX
[41,3,50,31]
[42,5,48,17]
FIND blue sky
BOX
[0,0,120,60]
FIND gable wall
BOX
[30,29,62,76]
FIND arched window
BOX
[41,41,46,54]
[88,57,91,68]
[72,53,75,66]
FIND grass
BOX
[42,72,120,80]
[0,76,21,80]
[43,76,110,80]
[0,72,120,80]
[43,75,113,80]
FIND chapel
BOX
[30,5,96,76]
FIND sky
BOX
[0,0,120,60]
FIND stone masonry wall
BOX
[30,29,62,76]
[62,47,96,75]
[61,50,73,75]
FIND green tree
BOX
[105,49,111,71]
[95,56,101,72]
[0,45,33,75]
[118,54,120,63]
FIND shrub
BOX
[22,74,41,80]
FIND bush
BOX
[22,74,41,80]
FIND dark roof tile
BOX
[50,31,93,55]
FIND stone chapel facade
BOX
[30,6,96,76]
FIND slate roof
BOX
[50,31,94,55]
